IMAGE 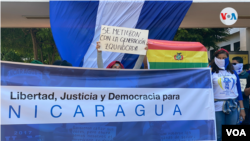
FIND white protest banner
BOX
[1,61,216,141]
[99,25,148,55]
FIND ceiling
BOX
[1,1,250,28]
[1,2,50,28]
[180,2,250,28]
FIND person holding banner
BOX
[96,41,148,69]
[211,49,246,141]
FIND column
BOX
[230,43,234,51]
[240,28,250,62]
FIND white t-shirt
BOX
[212,70,238,111]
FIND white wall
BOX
[208,28,241,59]
[212,28,250,62]
[240,28,250,51]
[230,28,240,35]
[216,31,240,51]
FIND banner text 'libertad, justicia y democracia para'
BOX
[10,92,180,101]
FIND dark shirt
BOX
[240,71,250,109]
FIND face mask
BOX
[215,57,229,70]
[233,63,243,74]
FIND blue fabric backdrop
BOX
[50,0,192,68]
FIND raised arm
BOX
[133,46,148,69]
[143,56,148,69]
[96,41,104,68]
[133,55,145,69]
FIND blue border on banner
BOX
[1,120,215,141]
[1,62,211,88]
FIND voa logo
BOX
[220,7,238,26]
[226,129,246,136]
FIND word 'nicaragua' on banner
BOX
[99,25,148,55]
[1,61,216,141]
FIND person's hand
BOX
[96,41,101,52]
[244,87,250,96]
[145,43,148,51]
[240,109,246,121]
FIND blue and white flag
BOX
[50,0,192,68]
[1,61,216,141]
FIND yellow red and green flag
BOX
[147,39,208,69]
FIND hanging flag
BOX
[147,39,208,69]
[50,0,193,68]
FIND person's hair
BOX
[243,64,250,71]
[31,60,43,64]
[232,56,243,63]
[106,61,124,69]
[53,60,72,66]
[208,58,212,66]
[210,49,234,74]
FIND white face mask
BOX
[233,63,243,74]
[215,57,229,70]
